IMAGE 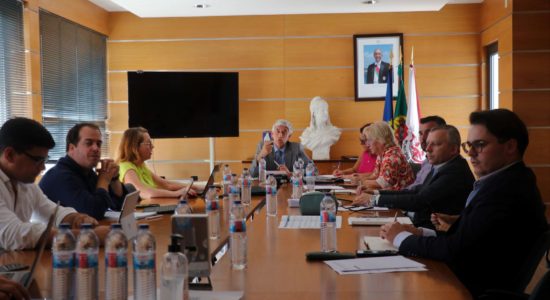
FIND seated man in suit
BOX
[379,109,548,297]
[40,123,128,220]
[250,119,313,177]
[353,125,474,228]
[365,48,390,84]
[0,118,108,250]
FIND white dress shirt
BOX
[0,168,76,250]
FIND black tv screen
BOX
[128,71,239,138]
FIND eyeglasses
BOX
[22,151,49,166]
[140,142,154,148]
[461,140,489,154]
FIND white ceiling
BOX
[89,0,482,18]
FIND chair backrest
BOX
[530,270,550,300]
[514,229,550,292]
[299,192,338,215]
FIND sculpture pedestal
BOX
[311,147,330,160]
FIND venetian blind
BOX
[40,10,107,160]
[0,0,30,125]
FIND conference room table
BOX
[0,183,472,299]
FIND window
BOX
[0,0,30,125]
[486,42,499,109]
[40,10,107,160]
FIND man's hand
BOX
[379,222,421,243]
[352,193,372,206]
[63,213,98,229]
[97,159,119,183]
[258,140,273,160]
[278,165,291,177]
[0,276,30,300]
[431,213,458,232]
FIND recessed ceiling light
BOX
[194,4,210,8]
[363,0,377,4]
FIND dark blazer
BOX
[378,155,475,228]
[250,141,313,177]
[399,161,548,297]
[39,155,127,220]
[366,61,390,84]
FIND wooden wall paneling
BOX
[524,129,550,164]
[499,91,514,111]
[108,72,128,100]
[498,53,513,109]
[322,100,386,129]
[513,0,550,11]
[513,13,550,51]
[145,162,212,181]
[282,100,311,129]
[23,7,40,52]
[480,0,512,31]
[513,92,550,127]
[38,0,109,35]
[414,98,479,126]
[480,15,513,54]
[107,103,128,131]
[284,5,480,36]
[214,132,262,161]
[283,38,352,67]
[239,100,288,130]
[149,138,211,161]
[238,70,284,100]
[403,34,480,65]
[108,13,284,40]
[513,52,550,90]
[108,133,122,158]
[329,130,368,159]
[107,39,284,71]
[411,66,479,97]
[283,69,353,99]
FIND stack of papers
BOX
[363,236,398,251]
[338,206,389,212]
[348,216,412,226]
[325,256,427,275]
[279,215,342,229]
[104,211,157,220]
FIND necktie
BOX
[376,65,380,74]
[275,150,284,165]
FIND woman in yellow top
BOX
[117,127,197,198]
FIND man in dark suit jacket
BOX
[365,48,390,84]
[354,125,474,228]
[250,119,314,177]
[379,109,548,297]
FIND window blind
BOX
[40,10,107,160]
[0,0,30,125]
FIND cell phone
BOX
[262,131,272,142]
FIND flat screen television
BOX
[127,71,239,138]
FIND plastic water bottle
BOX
[174,199,193,215]
[320,194,337,252]
[160,234,189,300]
[258,158,267,185]
[105,223,128,300]
[228,173,240,205]
[297,157,305,175]
[291,173,303,199]
[305,162,315,191]
[240,168,252,206]
[51,223,75,300]
[205,186,220,240]
[75,223,99,300]
[222,164,232,195]
[265,175,278,216]
[133,224,156,300]
[230,200,247,269]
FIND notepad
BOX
[279,215,342,229]
[348,216,412,226]
[363,236,398,251]
[104,211,157,220]
[325,255,426,275]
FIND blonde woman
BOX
[357,121,414,192]
[116,127,196,198]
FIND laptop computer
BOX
[104,190,156,220]
[144,164,220,214]
[0,202,59,288]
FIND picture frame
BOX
[353,33,404,101]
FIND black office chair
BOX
[512,230,550,293]
[479,270,550,300]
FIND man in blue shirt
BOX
[40,123,128,220]
[379,109,548,297]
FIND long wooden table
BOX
[0,184,471,299]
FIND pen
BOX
[393,211,398,223]
[273,160,280,168]
[284,215,290,227]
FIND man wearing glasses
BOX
[39,123,128,220]
[379,109,548,297]
[0,118,108,250]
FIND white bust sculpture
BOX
[299,96,341,160]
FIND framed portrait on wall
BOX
[353,33,403,101]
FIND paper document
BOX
[314,185,344,190]
[363,236,398,251]
[316,175,337,180]
[266,170,287,175]
[338,206,389,212]
[279,215,342,229]
[348,216,412,226]
[325,256,426,275]
[333,189,357,194]
[104,211,157,220]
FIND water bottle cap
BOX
[168,234,183,252]
[233,200,242,205]
[179,199,188,204]
[243,168,248,171]
[138,224,149,229]
[110,223,122,229]
[80,223,92,229]
[59,223,71,229]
